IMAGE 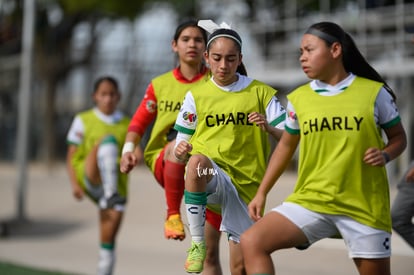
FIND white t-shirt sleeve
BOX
[285,101,299,131]
[174,91,197,150]
[266,96,286,129]
[66,115,84,145]
[375,87,400,127]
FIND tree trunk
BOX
[43,77,57,166]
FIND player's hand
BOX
[406,167,414,182]
[72,182,84,200]
[174,141,192,162]
[248,112,268,132]
[248,192,266,222]
[363,147,387,166]
[120,151,138,173]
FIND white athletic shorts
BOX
[273,202,391,258]
[206,159,254,243]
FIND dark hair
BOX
[207,28,247,76]
[93,76,119,94]
[174,19,207,44]
[236,62,248,76]
[306,21,396,100]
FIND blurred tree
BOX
[34,0,151,164]
[1,0,201,163]
[167,0,201,18]
[4,0,319,163]
[0,0,150,163]
[0,0,202,224]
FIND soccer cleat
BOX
[164,214,185,240]
[184,241,206,273]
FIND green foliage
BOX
[161,0,199,17]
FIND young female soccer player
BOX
[240,21,407,275]
[119,20,224,274]
[173,20,286,274]
[66,76,130,275]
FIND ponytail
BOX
[237,63,248,76]
[342,32,396,100]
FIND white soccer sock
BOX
[97,140,118,199]
[185,203,206,243]
[97,247,115,275]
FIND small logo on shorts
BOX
[382,237,390,250]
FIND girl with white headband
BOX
[119,20,224,274]
[174,20,286,274]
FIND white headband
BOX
[198,19,242,48]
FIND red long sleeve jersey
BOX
[128,67,209,136]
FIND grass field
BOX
[0,261,78,275]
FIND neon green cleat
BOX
[164,214,185,240]
[184,241,206,273]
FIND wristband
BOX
[122,142,135,155]
[382,151,390,164]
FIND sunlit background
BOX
[1,0,414,215]
[1,0,413,159]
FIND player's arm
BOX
[249,131,300,221]
[249,95,286,140]
[121,83,157,172]
[406,166,414,182]
[363,88,407,166]
[66,144,84,200]
[66,116,85,200]
[173,91,197,162]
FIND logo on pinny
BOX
[146,100,157,113]
[183,111,197,122]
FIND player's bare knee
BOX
[240,229,255,253]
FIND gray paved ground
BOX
[0,163,412,275]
